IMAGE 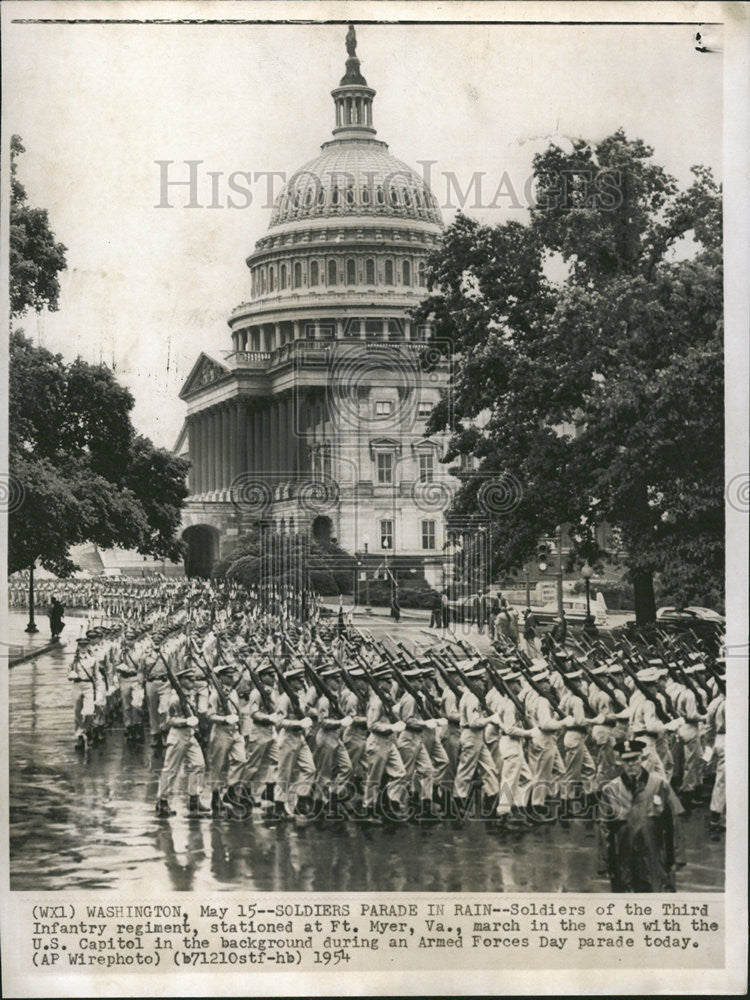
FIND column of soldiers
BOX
[65,578,727,890]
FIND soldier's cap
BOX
[564,669,583,680]
[685,663,706,675]
[502,669,522,682]
[344,665,366,679]
[615,738,645,760]
[319,665,341,679]
[256,662,277,676]
[530,667,550,682]
[283,667,305,682]
[607,663,624,675]
[636,666,661,683]
[464,666,486,681]
[175,666,197,679]
[399,667,422,680]
[647,657,663,667]
[215,662,236,674]
[76,637,90,646]
[688,651,704,662]
[588,664,608,676]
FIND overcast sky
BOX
[4,12,723,448]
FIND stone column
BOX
[293,320,300,342]
[270,398,280,473]
[278,394,288,477]
[202,411,211,493]
[286,395,296,479]
[187,417,196,494]
[237,400,248,479]
[253,406,262,475]
[261,403,271,476]
[196,413,205,494]
[209,409,219,493]
[228,401,239,486]
[220,406,230,491]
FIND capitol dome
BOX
[240,28,444,309]
[269,139,442,228]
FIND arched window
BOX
[403,188,412,207]
[376,185,385,205]
[294,261,302,288]
[328,260,337,285]
[365,258,375,284]
[361,185,370,205]
[346,186,355,206]
[331,185,340,206]
[268,267,275,292]
[418,261,427,286]
[385,259,394,285]
[346,259,356,285]
[317,186,325,207]
[310,260,319,286]
[260,269,266,293]
[390,187,399,207]
[280,264,287,289]
[402,260,411,286]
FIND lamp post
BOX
[363,533,371,612]
[25,562,39,634]
[581,561,594,632]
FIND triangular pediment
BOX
[179,353,231,399]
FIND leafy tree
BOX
[215,526,356,594]
[9,331,189,575]
[9,135,67,317]
[416,130,722,622]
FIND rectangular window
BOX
[417,400,433,418]
[418,452,434,483]
[375,400,393,416]
[376,452,393,484]
[380,519,393,550]
[421,520,436,550]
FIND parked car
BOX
[656,606,725,623]
[531,595,608,628]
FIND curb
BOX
[8,640,61,668]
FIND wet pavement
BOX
[8,616,725,893]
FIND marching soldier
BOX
[271,667,316,820]
[452,662,500,823]
[155,664,211,818]
[205,661,247,816]
[362,662,408,826]
[140,630,171,755]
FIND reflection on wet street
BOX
[9,631,725,893]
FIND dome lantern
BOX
[331,25,376,138]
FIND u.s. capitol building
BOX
[176,26,457,583]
